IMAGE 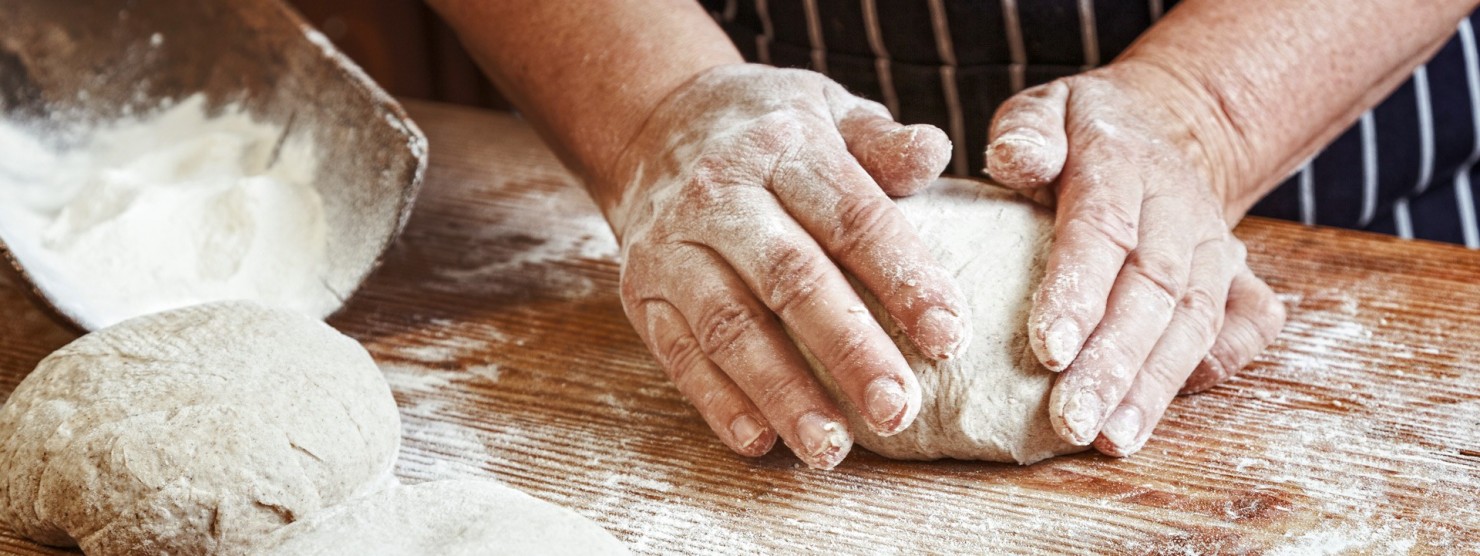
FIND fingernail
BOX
[1040,318,1082,371]
[1060,389,1104,446]
[991,129,1047,150]
[1100,406,1144,453]
[864,378,909,434]
[795,412,852,470]
[987,130,1053,182]
[729,415,768,453]
[917,307,970,360]
[987,130,1046,167]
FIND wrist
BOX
[597,63,755,237]
[588,58,743,204]
[1108,57,1259,224]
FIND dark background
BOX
[288,0,511,109]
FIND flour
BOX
[0,94,337,329]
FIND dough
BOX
[816,179,1085,463]
[253,480,631,556]
[0,301,401,554]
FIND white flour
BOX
[0,94,337,329]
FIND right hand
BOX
[984,62,1288,457]
[602,64,967,469]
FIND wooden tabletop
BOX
[3,100,1479,554]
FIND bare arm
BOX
[424,0,740,205]
[1129,0,1479,218]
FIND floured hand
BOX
[602,64,965,469]
[985,61,1286,457]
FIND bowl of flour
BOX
[0,0,427,331]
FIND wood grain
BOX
[2,101,1478,554]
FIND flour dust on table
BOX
[255,479,630,556]
[807,178,1083,463]
[0,94,337,330]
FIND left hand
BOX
[984,61,1287,456]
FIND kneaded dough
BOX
[819,179,1085,463]
[0,301,402,554]
[254,479,631,555]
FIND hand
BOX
[985,61,1286,457]
[604,64,966,469]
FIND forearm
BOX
[425,0,742,207]
[1120,0,1480,220]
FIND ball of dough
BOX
[814,179,1085,463]
[0,301,401,554]
[253,480,631,555]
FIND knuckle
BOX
[1064,203,1139,255]
[761,244,832,314]
[1211,315,1273,379]
[1256,294,1288,339]
[694,300,766,355]
[1125,249,1187,305]
[677,169,736,211]
[1228,237,1250,264]
[1182,351,1233,394]
[819,333,874,381]
[1140,360,1191,396]
[751,370,815,411]
[829,194,901,255]
[1021,80,1065,100]
[618,268,645,305]
[1177,285,1225,342]
[660,334,708,383]
[694,386,746,418]
[1203,339,1245,384]
[746,113,809,150]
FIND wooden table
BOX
[2,101,1478,554]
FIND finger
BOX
[1047,193,1212,446]
[1093,239,1243,457]
[986,81,1069,189]
[1182,269,1287,394]
[697,186,923,436]
[1027,149,1144,372]
[758,117,972,361]
[826,87,952,197]
[632,243,853,469]
[628,298,776,457]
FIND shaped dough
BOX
[0,301,401,554]
[818,179,1085,463]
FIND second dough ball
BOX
[254,480,631,555]
[0,301,401,555]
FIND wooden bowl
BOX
[0,0,427,332]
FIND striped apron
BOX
[699,0,1480,248]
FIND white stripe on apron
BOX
[1358,111,1378,227]
[1001,0,1028,92]
[1299,162,1317,226]
[1077,0,1100,69]
[802,0,829,74]
[926,0,969,175]
[1453,19,1480,247]
[860,0,901,117]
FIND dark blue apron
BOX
[701,0,1480,247]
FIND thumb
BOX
[987,80,1070,190]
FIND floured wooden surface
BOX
[1,101,1477,554]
